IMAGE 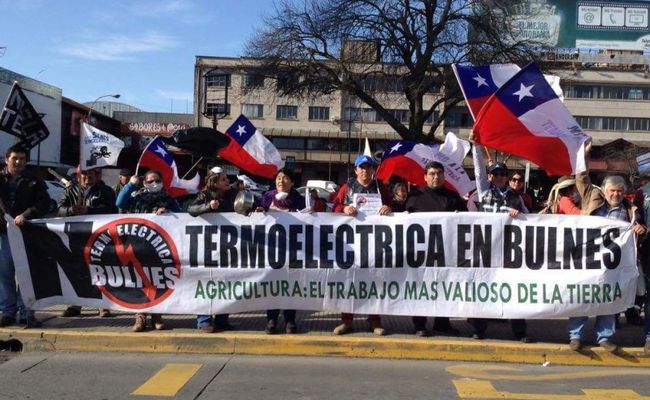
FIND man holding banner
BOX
[405,161,466,337]
[57,166,117,318]
[0,144,50,328]
[332,154,392,336]
[569,149,647,353]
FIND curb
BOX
[2,328,649,367]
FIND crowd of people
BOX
[0,141,649,355]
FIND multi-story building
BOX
[194,50,650,185]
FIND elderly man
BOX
[332,154,392,335]
[58,167,117,318]
[570,165,646,353]
[405,161,466,336]
[0,144,51,328]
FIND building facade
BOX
[194,52,650,185]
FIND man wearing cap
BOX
[470,142,530,342]
[568,145,646,353]
[331,154,392,335]
[58,167,117,318]
[0,144,51,328]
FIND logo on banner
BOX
[83,218,181,309]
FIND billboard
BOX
[509,0,650,51]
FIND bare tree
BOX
[245,0,539,143]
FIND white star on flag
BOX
[473,74,488,87]
[513,83,535,102]
[236,125,246,135]
[390,142,403,153]
[154,145,167,157]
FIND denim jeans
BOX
[645,296,650,341]
[0,234,31,319]
[568,315,615,343]
[196,314,229,328]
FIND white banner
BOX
[8,212,637,318]
[80,121,124,170]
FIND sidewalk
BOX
[1,307,649,367]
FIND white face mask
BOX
[275,191,289,201]
[145,182,163,193]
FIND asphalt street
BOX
[0,352,649,399]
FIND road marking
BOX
[132,363,202,397]
[453,380,650,399]
[447,364,650,381]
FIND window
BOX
[241,104,264,119]
[276,105,298,120]
[276,73,299,91]
[388,109,409,123]
[243,74,265,88]
[444,111,472,128]
[206,74,230,87]
[205,103,230,116]
[308,106,330,121]
[564,84,650,100]
[575,116,650,131]
[272,137,305,150]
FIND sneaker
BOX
[644,340,650,356]
[98,309,111,318]
[151,314,165,330]
[132,314,146,332]
[265,319,277,335]
[61,306,81,317]
[369,320,385,336]
[569,339,582,351]
[599,340,618,353]
[20,316,42,329]
[414,329,429,337]
[199,324,215,333]
[285,321,297,334]
[333,322,353,335]
[0,316,16,327]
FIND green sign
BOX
[508,0,650,50]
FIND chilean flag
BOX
[137,136,200,197]
[473,62,590,176]
[219,114,284,179]
[375,132,475,195]
[452,63,563,120]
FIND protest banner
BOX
[8,211,637,318]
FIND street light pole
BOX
[86,93,121,121]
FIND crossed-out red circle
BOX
[83,217,181,309]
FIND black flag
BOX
[160,127,231,157]
[0,82,50,149]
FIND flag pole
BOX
[181,157,204,179]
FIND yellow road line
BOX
[447,364,650,381]
[453,380,649,400]
[132,363,202,397]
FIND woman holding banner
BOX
[255,168,305,334]
[188,166,238,333]
[116,170,180,332]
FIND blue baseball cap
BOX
[354,154,375,167]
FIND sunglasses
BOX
[145,179,162,184]
[510,177,523,182]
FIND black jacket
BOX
[58,181,117,217]
[0,171,50,232]
[187,188,236,216]
[405,186,467,213]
